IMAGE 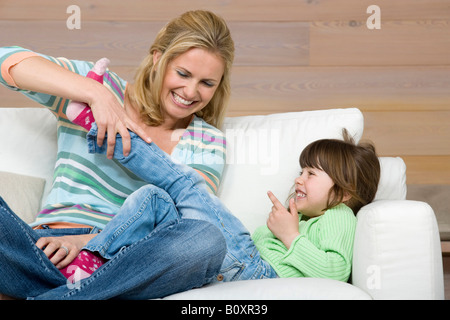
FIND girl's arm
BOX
[254,204,357,281]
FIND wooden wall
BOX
[1,1,449,191]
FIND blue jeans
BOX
[0,197,226,299]
[86,124,277,281]
[85,183,181,259]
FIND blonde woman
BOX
[0,10,233,299]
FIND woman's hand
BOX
[266,191,300,249]
[35,234,97,269]
[87,82,152,159]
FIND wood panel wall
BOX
[1,1,449,195]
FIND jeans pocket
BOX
[217,252,245,282]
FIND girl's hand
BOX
[88,83,152,159]
[35,234,97,269]
[266,191,300,249]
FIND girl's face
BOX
[294,167,335,218]
[157,47,225,125]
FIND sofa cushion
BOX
[376,157,407,201]
[163,277,372,300]
[0,171,45,223]
[0,108,57,206]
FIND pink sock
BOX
[69,105,95,131]
[60,250,106,281]
[66,57,110,131]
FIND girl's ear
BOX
[343,192,352,203]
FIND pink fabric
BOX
[60,250,106,280]
[86,70,103,83]
[72,107,95,131]
[66,59,107,130]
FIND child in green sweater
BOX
[252,129,380,281]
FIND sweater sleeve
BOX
[253,204,357,281]
[0,48,40,88]
[252,225,305,277]
[173,117,227,195]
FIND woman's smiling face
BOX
[157,47,225,125]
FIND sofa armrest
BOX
[352,200,444,299]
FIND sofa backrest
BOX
[218,108,405,232]
[0,108,406,229]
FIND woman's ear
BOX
[153,51,162,65]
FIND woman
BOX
[0,10,233,299]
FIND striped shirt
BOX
[252,204,357,282]
[0,46,226,229]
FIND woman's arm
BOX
[10,56,100,105]
[6,53,151,157]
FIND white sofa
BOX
[0,107,444,300]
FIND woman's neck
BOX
[124,89,192,154]
[124,85,193,131]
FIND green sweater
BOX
[252,204,357,282]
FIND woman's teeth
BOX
[173,92,194,106]
[297,192,306,198]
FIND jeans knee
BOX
[132,184,171,202]
[0,199,26,234]
[185,219,226,264]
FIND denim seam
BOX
[0,205,63,277]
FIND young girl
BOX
[253,129,380,281]
[83,127,380,283]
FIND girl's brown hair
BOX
[127,10,234,128]
[294,129,380,215]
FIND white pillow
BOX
[218,108,364,233]
[0,108,57,204]
[375,157,407,201]
[0,171,45,223]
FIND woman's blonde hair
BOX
[289,129,381,215]
[127,10,234,128]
